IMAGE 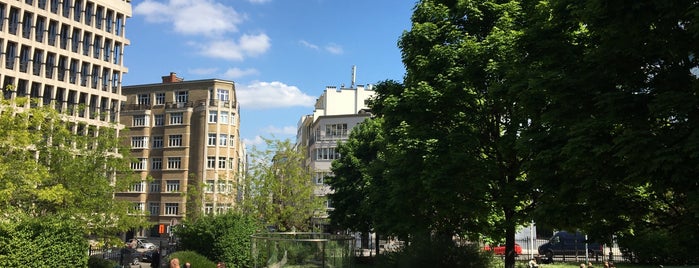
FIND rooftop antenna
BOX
[351,65,356,88]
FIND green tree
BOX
[369,1,532,267]
[517,0,699,264]
[0,98,149,264]
[244,138,323,231]
[328,115,388,252]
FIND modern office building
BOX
[1,0,131,130]
[296,68,375,231]
[117,73,245,237]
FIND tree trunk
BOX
[505,210,516,268]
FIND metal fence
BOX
[503,238,629,263]
[352,238,629,264]
[88,245,140,266]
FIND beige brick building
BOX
[118,73,245,237]
[1,0,130,130]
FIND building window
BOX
[315,147,340,160]
[93,35,101,59]
[84,2,93,26]
[325,124,348,138]
[167,157,181,169]
[218,181,226,193]
[22,11,33,39]
[219,134,227,146]
[131,158,147,170]
[208,133,216,146]
[132,202,144,214]
[137,94,150,105]
[228,158,234,169]
[164,203,179,215]
[170,112,183,125]
[133,115,148,127]
[130,181,145,192]
[208,110,217,123]
[204,203,214,215]
[220,111,229,124]
[166,180,180,192]
[218,157,226,169]
[152,136,163,148]
[154,114,164,126]
[149,202,160,216]
[131,136,148,149]
[168,135,182,147]
[5,42,17,70]
[105,9,113,33]
[151,158,162,170]
[150,180,161,193]
[217,89,229,101]
[314,171,331,185]
[205,180,214,193]
[155,92,165,105]
[207,157,216,169]
[82,32,91,56]
[228,181,234,193]
[175,91,188,103]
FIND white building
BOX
[296,67,375,231]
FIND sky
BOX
[122,0,416,149]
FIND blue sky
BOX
[122,0,416,148]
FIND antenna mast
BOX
[351,65,356,88]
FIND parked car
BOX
[127,238,157,250]
[538,231,602,258]
[484,243,522,255]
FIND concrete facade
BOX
[117,73,245,236]
[297,80,375,230]
[0,0,130,130]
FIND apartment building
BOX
[0,0,130,130]
[117,73,245,237]
[296,69,375,231]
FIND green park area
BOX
[2,0,699,267]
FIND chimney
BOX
[161,72,183,83]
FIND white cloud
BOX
[299,40,319,50]
[325,43,344,54]
[239,34,271,56]
[261,125,297,136]
[237,81,315,109]
[196,33,271,61]
[222,68,259,79]
[134,0,243,36]
[247,0,271,3]
[243,136,265,147]
[300,40,343,55]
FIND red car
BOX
[484,243,522,255]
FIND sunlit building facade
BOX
[117,73,245,237]
[0,0,130,131]
[296,72,375,231]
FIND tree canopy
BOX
[329,0,699,265]
[244,138,324,232]
[0,98,149,265]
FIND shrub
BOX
[174,212,263,268]
[88,256,117,268]
[0,214,87,267]
[617,227,699,265]
[169,250,216,268]
[375,238,497,268]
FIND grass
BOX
[354,261,699,268]
[525,264,698,268]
